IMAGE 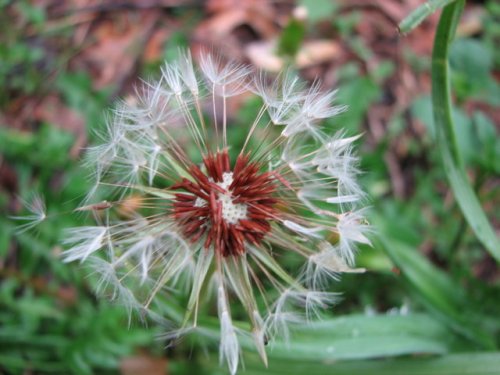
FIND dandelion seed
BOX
[62,226,107,263]
[336,209,371,265]
[12,194,47,234]
[63,50,369,374]
[306,242,366,289]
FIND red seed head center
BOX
[171,150,280,257]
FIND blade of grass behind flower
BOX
[431,1,500,261]
[245,313,466,362]
[376,234,495,349]
[399,0,457,34]
[194,313,470,363]
[232,352,500,375]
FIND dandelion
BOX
[63,50,369,374]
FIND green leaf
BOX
[277,19,305,58]
[470,112,500,173]
[411,95,435,138]
[449,38,493,98]
[299,0,337,23]
[336,68,380,133]
[0,124,74,168]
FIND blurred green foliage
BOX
[1,0,499,374]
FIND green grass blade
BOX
[399,0,457,34]
[377,238,464,315]
[263,314,450,361]
[232,352,500,375]
[431,1,500,261]
[195,313,470,364]
[377,236,495,349]
[239,313,466,362]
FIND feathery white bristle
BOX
[265,289,305,344]
[254,69,304,125]
[12,194,47,233]
[306,243,366,289]
[177,50,199,95]
[161,64,184,96]
[337,209,371,265]
[217,282,240,375]
[62,226,107,263]
[283,220,323,238]
[200,53,251,97]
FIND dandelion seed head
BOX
[62,50,370,374]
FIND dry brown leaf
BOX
[76,11,159,89]
[34,95,86,158]
[457,5,485,37]
[0,94,42,131]
[246,40,341,72]
[143,28,171,63]
[193,0,279,61]
[199,8,248,38]
[0,160,18,195]
[245,41,282,71]
[296,41,342,68]
[120,354,168,375]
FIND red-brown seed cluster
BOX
[172,149,280,257]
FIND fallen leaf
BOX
[34,95,86,158]
[143,28,171,63]
[74,11,159,89]
[193,0,279,61]
[245,41,283,71]
[295,40,342,68]
[246,40,341,72]
[120,353,168,375]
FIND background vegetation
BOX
[1,0,499,374]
